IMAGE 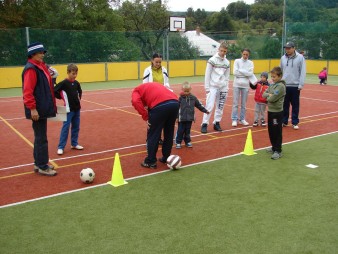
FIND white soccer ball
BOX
[80,168,95,183]
[166,155,182,170]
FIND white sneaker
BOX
[240,120,249,126]
[71,145,84,150]
[232,120,237,127]
[57,149,63,155]
[292,125,299,130]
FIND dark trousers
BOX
[283,86,300,125]
[175,121,193,144]
[319,78,326,84]
[268,111,283,153]
[146,100,179,164]
[32,118,49,169]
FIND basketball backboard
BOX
[169,16,186,32]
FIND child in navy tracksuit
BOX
[250,72,270,127]
[176,82,209,148]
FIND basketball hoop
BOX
[169,16,186,32]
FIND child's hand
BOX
[206,111,210,114]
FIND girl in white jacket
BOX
[143,53,170,88]
[231,48,257,127]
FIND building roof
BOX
[182,30,220,57]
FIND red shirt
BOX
[131,82,178,121]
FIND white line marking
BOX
[1,130,337,209]
[1,110,338,171]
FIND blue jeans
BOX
[32,118,49,169]
[58,110,80,149]
[231,87,249,121]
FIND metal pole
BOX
[25,27,30,46]
[281,0,286,56]
[163,35,165,60]
[166,29,169,74]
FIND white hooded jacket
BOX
[204,53,230,92]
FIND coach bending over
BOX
[131,82,179,169]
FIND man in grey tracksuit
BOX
[280,41,306,130]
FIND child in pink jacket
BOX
[318,67,327,85]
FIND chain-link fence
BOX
[1,24,336,67]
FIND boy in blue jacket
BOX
[176,82,209,148]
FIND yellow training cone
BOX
[242,129,257,156]
[107,153,128,187]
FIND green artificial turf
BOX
[1,133,337,254]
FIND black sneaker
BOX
[253,121,258,127]
[158,157,167,164]
[141,162,157,169]
[261,120,267,127]
[213,122,222,131]
[201,123,208,133]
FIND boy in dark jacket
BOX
[54,64,83,155]
[176,82,209,148]
[250,72,270,127]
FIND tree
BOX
[258,36,281,59]
[205,8,234,32]
[19,0,124,31]
[250,1,282,23]
[226,1,250,21]
[167,33,199,60]
[119,0,169,59]
[0,0,25,28]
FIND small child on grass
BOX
[250,72,270,127]
[54,64,83,155]
[263,67,286,160]
[175,82,209,148]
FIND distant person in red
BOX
[22,42,57,176]
[131,82,179,169]
[318,67,327,85]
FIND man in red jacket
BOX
[22,42,57,176]
[132,82,179,169]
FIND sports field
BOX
[0,74,338,253]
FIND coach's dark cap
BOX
[284,42,295,48]
[27,42,47,56]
